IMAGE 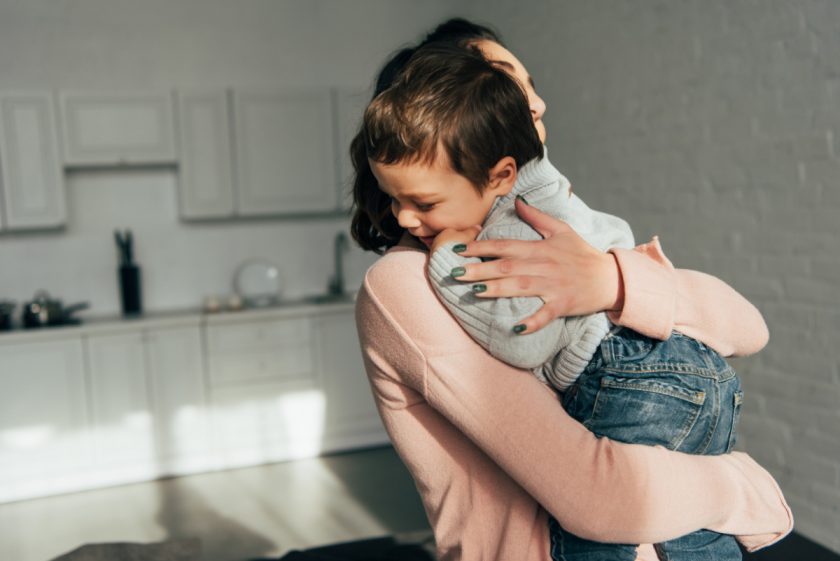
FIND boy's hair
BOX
[350,18,505,253]
[363,45,543,192]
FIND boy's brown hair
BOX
[355,45,543,252]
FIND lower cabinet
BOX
[0,336,91,503]
[315,310,385,448]
[146,326,213,474]
[0,305,387,503]
[205,307,387,470]
[86,331,154,476]
[85,325,213,485]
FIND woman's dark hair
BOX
[350,18,503,254]
[364,46,542,192]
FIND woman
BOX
[352,19,792,561]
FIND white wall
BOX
[466,0,840,552]
[0,0,464,314]
[4,0,839,551]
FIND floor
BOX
[1,444,836,561]
[0,446,431,561]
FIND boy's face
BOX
[370,155,501,249]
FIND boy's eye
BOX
[416,202,435,211]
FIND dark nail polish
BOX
[516,195,530,206]
[450,267,466,278]
[472,284,487,293]
[452,244,467,253]
[513,324,527,334]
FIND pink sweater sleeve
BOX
[356,247,791,561]
[608,237,769,356]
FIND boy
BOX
[364,45,743,561]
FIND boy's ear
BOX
[487,156,518,196]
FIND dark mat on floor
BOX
[48,535,434,561]
[49,539,202,561]
[266,535,434,561]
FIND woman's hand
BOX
[452,198,625,334]
[429,226,481,255]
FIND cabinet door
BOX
[175,90,235,219]
[315,310,387,450]
[206,314,322,468]
[146,325,214,474]
[60,92,176,166]
[0,337,90,503]
[85,332,156,475]
[0,92,65,229]
[233,88,336,215]
[334,88,369,212]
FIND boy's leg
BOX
[654,529,742,561]
[549,516,638,561]
[554,328,744,561]
[655,361,744,561]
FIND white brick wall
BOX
[469,0,840,553]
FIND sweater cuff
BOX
[543,313,610,390]
[607,243,676,341]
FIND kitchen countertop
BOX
[0,294,356,343]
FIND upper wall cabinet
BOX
[175,90,235,219]
[334,88,369,212]
[0,92,66,230]
[233,88,337,215]
[60,92,176,167]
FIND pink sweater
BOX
[355,241,792,561]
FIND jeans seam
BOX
[599,377,707,405]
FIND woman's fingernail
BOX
[513,324,527,334]
[450,267,466,278]
[471,284,487,293]
[452,244,467,253]
[516,195,529,205]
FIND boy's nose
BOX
[396,209,421,229]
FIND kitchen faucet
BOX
[327,231,349,296]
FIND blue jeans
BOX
[550,327,744,561]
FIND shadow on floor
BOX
[155,476,278,561]
[319,446,431,535]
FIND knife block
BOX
[119,264,142,316]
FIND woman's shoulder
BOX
[363,246,429,300]
[358,245,465,355]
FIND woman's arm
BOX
[608,236,769,356]
[453,199,769,356]
[358,247,791,554]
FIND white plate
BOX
[233,259,283,307]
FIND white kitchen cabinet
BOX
[233,88,337,215]
[0,304,384,504]
[175,90,235,219]
[60,92,176,166]
[84,322,211,484]
[315,308,387,450]
[334,88,369,212]
[85,332,156,477]
[0,336,91,503]
[0,92,65,230]
[146,325,214,474]
[205,313,321,468]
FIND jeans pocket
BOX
[726,390,744,452]
[584,375,706,451]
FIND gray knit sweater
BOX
[428,150,634,390]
